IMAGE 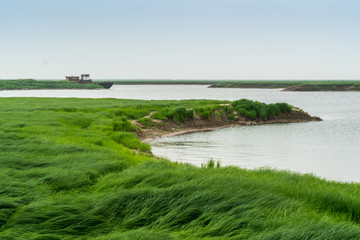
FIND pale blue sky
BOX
[1,0,359,79]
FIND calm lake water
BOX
[2,85,360,182]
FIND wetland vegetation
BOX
[2,79,360,92]
[0,97,359,239]
[0,79,103,90]
[209,80,360,91]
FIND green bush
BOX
[195,107,212,118]
[138,118,155,127]
[233,99,266,119]
[228,113,236,121]
[266,104,281,116]
[150,112,167,120]
[238,109,257,120]
[276,103,292,114]
[166,107,194,123]
[232,99,292,119]
[223,105,234,114]
[258,107,268,118]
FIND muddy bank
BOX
[138,109,321,142]
[209,83,360,91]
[283,85,360,91]
[208,83,290,89]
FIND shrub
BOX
[166,108,194,123]
[233,99,265,119]
[232,99,291,119]
[151,112,167,120]
[237,108,257,120]
[138,118,155,127]
[223,105,234,114]
[195,107,212,118]
[276,103,292,114]
[258,107,268,118]
[228,113,236,121]
[266,104,281,116]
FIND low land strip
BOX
[2,79,360,91]
[209,80,360,91]
[0,79,103,90]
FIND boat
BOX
[65,74,114,89]
[97,81,114,89]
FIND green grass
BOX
[110,79,217,85]
[209,80,360,90]
[107,79,360,87]
[1,97,360,239]
[232,99,291,120]
[0,79,103,90]
[2,79,360,90]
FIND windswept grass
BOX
[0,97,360,239]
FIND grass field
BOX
[0,79,103,90]
[208,80,360,91]
[1,97,360,239]
[2,79,360,91]
[108,79,360,88]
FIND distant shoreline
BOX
[209,82,360,92]
[0,87,105,91]
[0,79,105,91]
[112,80,360,91]
[2,79,360,91]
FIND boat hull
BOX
[98,81,114,89]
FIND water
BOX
[2,85,360,182]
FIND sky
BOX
[1,0,360,80]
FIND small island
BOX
[134,99,321,141]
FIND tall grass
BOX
[232,99,292,120]
[0,97,360,239]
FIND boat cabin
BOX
[65,76,80,82]
[65,74,93,84]
[80,74,92,84]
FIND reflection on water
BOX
[158,141,216,148]
[152,118,360,183]
[2,85,360,182]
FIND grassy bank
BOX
[110,79,217,85]
[209,80,360,91]
[0,98,359,239]
[109,79,360,91]
[2,79,360,91]
[0,79,103,90]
